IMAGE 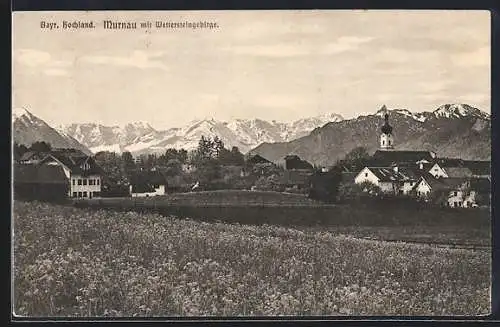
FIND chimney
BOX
[419,162,424,170]
[393,166,399,174]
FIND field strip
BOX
[350,235,492,252]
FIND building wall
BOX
[429,164,448,178]
[70,174,101,198]
[401,181,417,195]
[379,182,394,193]
[462,191,477,208]
[447,190,464,208]
[415,180,432,197]
[130,185,165,197]
[380,133,394,149]
[354,168,380,186]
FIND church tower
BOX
[380,112,394,150]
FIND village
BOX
[13,112,490,209]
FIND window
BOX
[388,140,391,145]
[97,179,100,185]
[453,191,457,196]
[365,173,368,177]
[89,179,94,185]
[78,192,82,197]
[73,192,77,198]
[83,179,87,186]
[83,191,87,197]
[382,140,385,145]
[78,179,82,185]
[72,179,75,185]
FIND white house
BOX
[354,166,419,195]
[39,150,103,199]
[129,170,167,197]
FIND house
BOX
[463,177,491,207]
[14,164,69,201]
[18,151,49,164]
[38,150,104,199]
[246,154,273,166]
[354,166,420,195]
[463,160,490,178]
[428,159,490,179]
[129,170,167,197]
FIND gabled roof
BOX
[42,152,103,175]
[14,164,68,184]
[443,167,473,178]
[371,150,436,166]
[419,175,467,191]
[463,160,490,176]
[364,166,421,183]
[19,151,48,162]
[129,170,167,186]
[246,154,273,165]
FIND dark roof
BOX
[420,175,467,191]
[365,166,421,183]
[14,164,68,184]
[42,152,104,175]
[19,151,48,162]
[371,150,436,166]
[129,170,167,186]
[284,155,314,170]
[443,167,473,178]
[246,154,273,165]
[469,178,491,194]
[463,160,490,176]
[130,182,155,193]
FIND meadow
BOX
[13,201,491,317]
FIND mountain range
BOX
[249,104,491,166]
[12,103,490,166]
[12,107,92,155]
[59,113,344,155]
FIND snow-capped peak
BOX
[12,107,33,122]
[433,103,490,120]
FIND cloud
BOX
[44,68,68,76]
[223,35,374,58]
[14,48,71,76]
[451,46,490,67]
[15,49,51,67]
[82,51,169,70]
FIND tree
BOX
[30,141,51,153]
[213,136,225,158]
[165,159,182,176]
[345,146,370,162]
[121,151,135,171]
[14,142,29,161]
[308,169,342,203]
[219,146,245,166]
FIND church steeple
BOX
[379,107,394,150]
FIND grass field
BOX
[13,201,490,317]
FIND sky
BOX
[12,10,490,130]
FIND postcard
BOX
[12,10,491,318]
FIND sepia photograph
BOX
[12,10,491,317]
